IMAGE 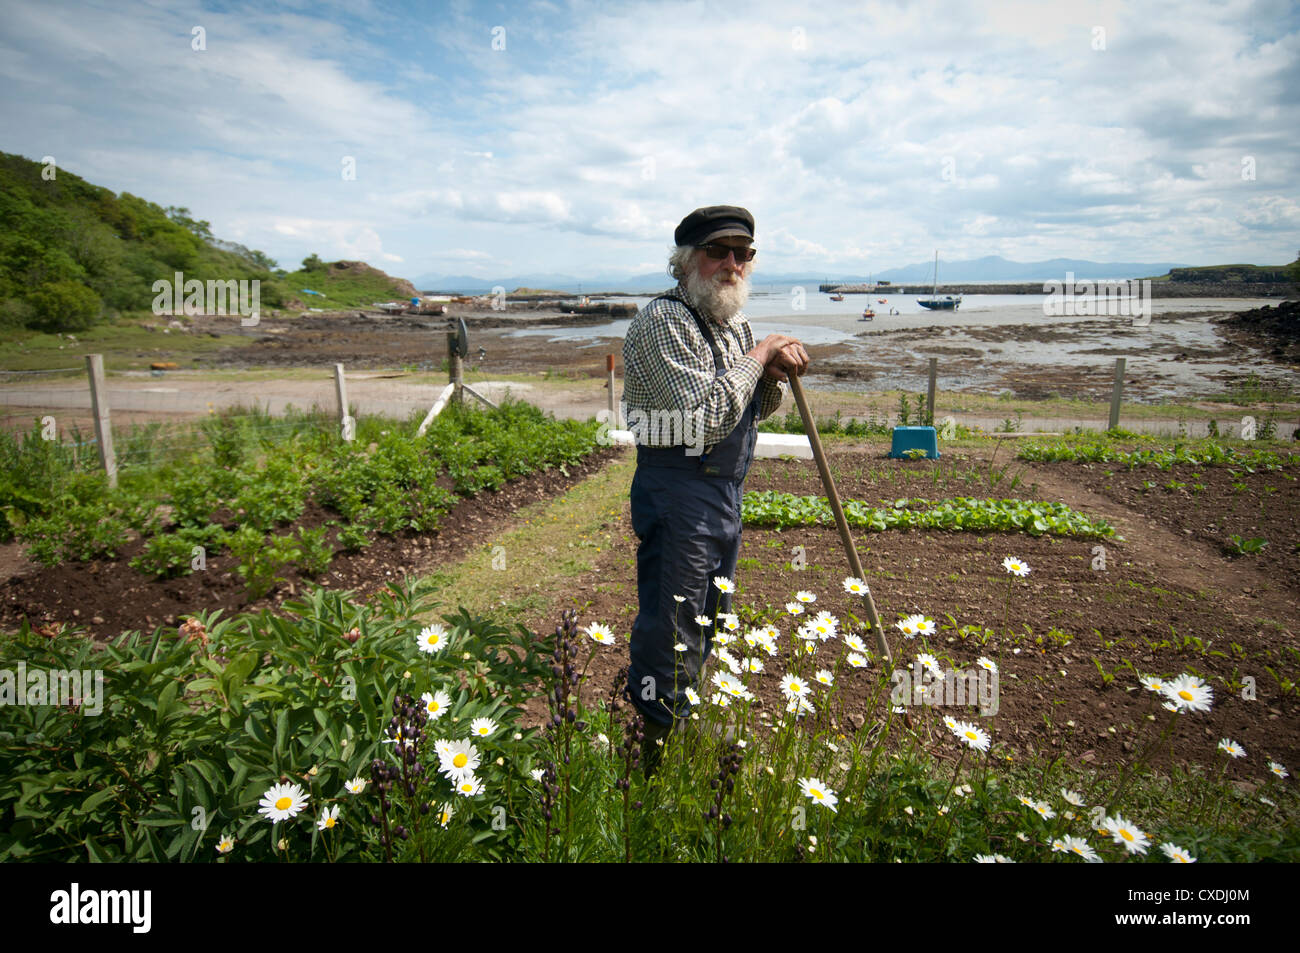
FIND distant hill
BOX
[412,256,1200,293]
[0,152,417,333]
[0,151,288,332]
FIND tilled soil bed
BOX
[0,449,620,639]
[509,445,1300,778]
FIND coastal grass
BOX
[0,313,256,372]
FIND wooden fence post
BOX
[607,354,618,428]
[927,358,937,425]
[1108,357,1126,431]
[85,354,117,488]
[335,363,354,441]
[448,331,463,403]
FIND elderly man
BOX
[621,205,808,767]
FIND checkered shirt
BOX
[621,283,784,451]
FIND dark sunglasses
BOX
[696,243,756,262]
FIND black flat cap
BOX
[674,205,754,247]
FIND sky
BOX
[1,0,1298,283]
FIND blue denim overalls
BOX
[627,299,761,726]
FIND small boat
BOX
[877,298,887,304]
[860,308,875,321]
[916,250,961,311]
[829,293,844,301]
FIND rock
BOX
[92,616,104,624]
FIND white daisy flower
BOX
[585,622,616,645]
[695,615,712,627]
[844,634,869,654]
[421,690,452,720]
[742,656,765,674]
[417,624,451,654]
[785,601,805,616]
[470,717,498,738]
[779,674,810,700]
[455,775,484,797]
[672,594,686,603]
[798,777,838,813]
[216,835,235,854]
[1268,761,1289,779]
[713,631,735,647]
[1052,836,1101,862]
[895,616,919,638]
[1162,673,1213,713]
[786,695,816,717]
[344,777,367,795]
[712,669,753,700]
[1217,739,1246,759]
[529,768,545,782]
[439,739,481,782]
[711,691,732,708]
[976,656,998,673]
[258,782,308,824]
[674,642,688,652]
[1139,674,1166,693]
[795,591,817,603]
[1001,556,1031,577]
[1032,800,1056,820]
[914,616,936,636]
[1160,842,1196,863]
[317,804,340,831]
[720,614,741,632]
[685,687,701,705]
[951,720,991,753]
[842,577,869,595]
[714,646,742,674]
[713,576,735,594]
[436,802,455,826]
[847,653,869,668]
[1102,814,1150,854]
[916,653,942,677]
[814,669,834,687]
[1060,788,1084,807]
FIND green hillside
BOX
[0,152,416,333]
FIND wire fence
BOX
[1,356,1294,481]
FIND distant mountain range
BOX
[411,256,1190,293]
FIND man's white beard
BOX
[684,266,751,323]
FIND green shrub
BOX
[26,280,102,332]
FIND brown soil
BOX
[508,445,1300,775]
[0,448,619,639]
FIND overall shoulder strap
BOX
[655,294,725,374]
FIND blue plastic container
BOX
[888,425,940,459]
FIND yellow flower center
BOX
[453,753,468,768]
[275,796,292,810]
[965,731,978,741]
[811,788,823,799]
[325,817,335,828]
[1121,829,1134,841]
[461,783,472,792]
[1178,690,1194,701]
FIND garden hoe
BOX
[787,372,893,666]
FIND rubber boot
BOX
[642,716,687,778]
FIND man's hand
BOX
[760,338,809,383]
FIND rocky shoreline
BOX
[822,281,1296,298]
